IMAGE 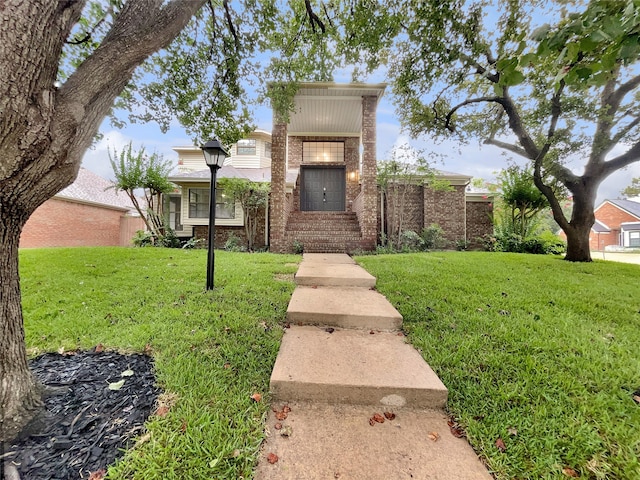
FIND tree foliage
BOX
[217,178,269,251]
[331,0,640,261]
[622,177,640,197]
[109,141,174,240]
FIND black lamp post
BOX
[201,139,229,290]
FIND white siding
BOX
[180,183,244,227]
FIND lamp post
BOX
[201,139,229,290]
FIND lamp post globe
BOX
[200,139,229,290]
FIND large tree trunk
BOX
[0,213,43,442]
[560,184,598,262]
[0,0,205,441]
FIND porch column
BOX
[270,120,288,253]
[360,95,378,249]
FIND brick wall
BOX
[269,122,288,252]
[193,208,267,249]
[466,200,494,248]
[360,95,378,249]
[20,198,143,248]
[424,185,466,243]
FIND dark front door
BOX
[301,167,346,211]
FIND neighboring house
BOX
[169,82,494,253]
[588,198,640,250]
[20,168,144,248]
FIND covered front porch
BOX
[269,83,386,253]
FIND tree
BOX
[622,177,640,197]
[498,166,551,239]
[0,0,343,440]
[217,178,269,251]
[336,0,640,262]
[109,141,174,241]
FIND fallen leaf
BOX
[562,467,579,477]
[428,431,440,442]
[156,405,169,417]
[284,322,291,329]
[223,363,231,369]
[372,413,385,423]
[275,411,288,421]
[134,432,151,448]
[180,419,187,433]
[325,327,335,334]
[495,438,506,452]
[282,405,291,413]
[280,425,293,437]
[121,369,134,377]
[384,411,396,420]
[274,422,282,430]
[447,419,465,438]
[95,344,104,353]
[267,453,279,464]
[108,379,125,391]
[370,330,375,335]
[58,346,65,354]
[508,427,518,436]
[232,449,241,458]
[369,417,376,426]
[633,395,640,404]
[88,469,106,480]
[209,458,219,468]
[250,392,262,403]
[499,310,510,316]
[143,343,153,354]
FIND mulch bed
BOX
[4,350,160,479]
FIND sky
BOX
[82,85,640,207]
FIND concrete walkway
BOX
[255,253,492,480]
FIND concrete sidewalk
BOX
[255,253,492,480]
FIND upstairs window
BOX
[236,139,256,155]
[303,142,344,163]
[630,231,640,247]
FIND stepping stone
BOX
[270,326,448,409]
[255,402,492,480]
[301,253,355,264]
[295,263,376,288]
[287,286,402,331]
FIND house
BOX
[20,167,145,248]
[589,198,640,250]
[169,82,494,253]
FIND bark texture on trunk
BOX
[0,0,205,440]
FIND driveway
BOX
[592,251,640,265]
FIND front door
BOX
[300,167,346,211]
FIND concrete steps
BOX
[294,262,376,288]
[270,326,448,408]
[287,286,402,331]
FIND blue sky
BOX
[82,65,640,206]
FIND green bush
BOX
[420,224,447,249]
[480,231,566,255]
[292,239,304,254]
[399,230,424,251]
[132,230,155,247]
[224,234,247,252]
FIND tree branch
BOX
[601,141,640,177]
[611,114,640,145]
[223,0,239,51]
[607,73,640,109]
[483,138,528,158]
[444,96,502,132]
[304,0,326,34]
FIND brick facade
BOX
[269,122,288,253]
[589,201,639,250]
[377,184,494,248]
[360,95,378,250]
[20,198,144,248]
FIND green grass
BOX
[355,251,640,480]
[20,247,299,479]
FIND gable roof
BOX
[592,219,611,233]
[601,199,640,220]
[56,168,137,213]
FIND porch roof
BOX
[288,82,386,136]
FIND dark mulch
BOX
[4,350,160,479]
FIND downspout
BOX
[265,194,269,247]
[380,189,385,243]
[463,181,469,245]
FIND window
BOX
[236,139,256,155]
[169,196,182,231]
[303,142,344,163]
[630,231,640,247]
[265,142,272,158]
[188,188,235,219]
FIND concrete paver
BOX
[287,286,402,330]
[270,326,448,408]
[295,263,376,288]
[255,402,493,480]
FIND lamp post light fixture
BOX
[201,139,229,290]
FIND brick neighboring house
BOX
[588,198,640,251]
[20,168,144,248]
[169,82,494,253]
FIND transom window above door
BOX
[303,142,344,163]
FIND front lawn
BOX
[20,247,299,479]
[356,252,640,479]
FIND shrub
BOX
[399,230,424,251]
[160,228,181,248]
[292,239,304,255]
[224,234,247,252]
[132,230,155,247]
[182,237,204,249]
[420,224,447,249]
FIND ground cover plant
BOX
[19,247,298,479]
[356,252,640,479]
